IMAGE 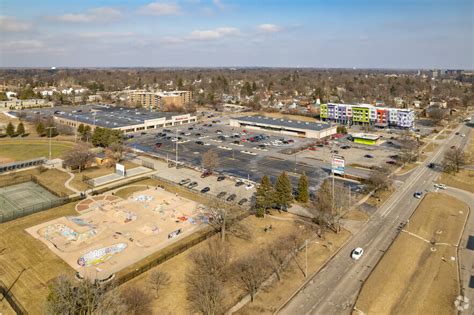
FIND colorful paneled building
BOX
[320,103,414,128]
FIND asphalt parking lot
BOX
[127,119,333,190]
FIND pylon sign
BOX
[332,155,345,175]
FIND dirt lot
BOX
[0,202,78,314]
[355,193,468,314]
[119,213,328,314]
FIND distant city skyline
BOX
[0,0,472,69]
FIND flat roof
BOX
[351,133,380,140]
[16,105,183,129]
[232,115,333,131]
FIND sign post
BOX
[115,163,126,177]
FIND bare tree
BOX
[442,148,466,174]
[365,166,392,193]
[120,286,153,315]
[105,143,129,167]
[62,144,96,172]
[186,272,225,315]
[186,240,229,315]
[206,200,248,243]
[202,149,219,172]
[428,107,448,125]
[399,134,420,163]
[46,275,125,315]
[265,234,300,281]
[148,270,170,299]
[233,254,270,302]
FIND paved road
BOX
[280,119,473,315]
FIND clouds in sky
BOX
[0,0,472,68]
[50,7,122,23]
[138,2,182,16]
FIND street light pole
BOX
[175,128,178,167]
[45,126,57,161]
[305,239,308,278]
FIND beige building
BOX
[128,90,192,110]
[0,99,53,111]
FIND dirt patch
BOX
[355,193,468,314]
[343,209,369,221]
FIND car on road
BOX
[141,132,146,135]
[427,163,436,169]
[235,181,245,187]
[238,198,248,206]
[364,154,374,158]
[351,247,364,260]
[217,175,226,181]
[200,187,210,193]
[434,183,447,189]
[179,178,190,186]
[414,192,423,199]
[195,141,204,145]
[451,145,456,149]
[226,194,237,202]
[201,171,212,178]
[187,181,198,189]
[217,191,227,198]
[341,145,351,149]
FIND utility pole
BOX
[305,239,308,278]
[46,126,57,161]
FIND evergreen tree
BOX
[16,122,25,136]
[296,173,309,203]
[6,122,15,137]
[274,172,293,210]
[255,175,274,217]
[36,122,45,136]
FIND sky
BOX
[0,0,473,69]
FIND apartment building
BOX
[320,103,415,128]
[0,99,53,111]
[129,92,162,110]
[129,90,192,110]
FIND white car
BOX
[434,183,447,189]
[461,134,466,137]
[351,247,364,260]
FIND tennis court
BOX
[0,181,61,222]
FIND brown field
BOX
[0,202,78,314]
[120,213,322,314]
[69,160,139,191]
[355,193,468,315]
[343,209,369,221]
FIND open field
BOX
[0,202,78,314]
[27,187,208,280]
[237,227,351,314]
[0,139,75,161]
[355,193,468,314]
[119,213,322,314]
[69,160,139,191]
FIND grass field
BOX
[0,139,75,162]
[0,202,78,314]
[355,193,468,314]
[119,214,322,314]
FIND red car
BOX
[155,142,163,148]
[308,147,316,151]
[201,171,212,178]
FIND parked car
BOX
[341,145,351,149]
[351,247,364,260]
[200,187,210,193]
[245,184,254,190]
[450,145,456,149]
[226,194,237,202]
[201,171,212,178]
[455,132,460,135]
[217,191,227,198]
[235,181,245,187]
[217,175,226,181]
[434,183,447,189]
[187,182,198,189]
[179,178,190,186]
[195,141,204,145]
[140,132,146,135]
[238,198,248,206]
[308,147,316,151]
[386,160,397,165]
[364,154,374,158]
[155,142,163,148]
[414,192,423,199]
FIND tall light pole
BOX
[46,126,57,161]
[175,128,178,167]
